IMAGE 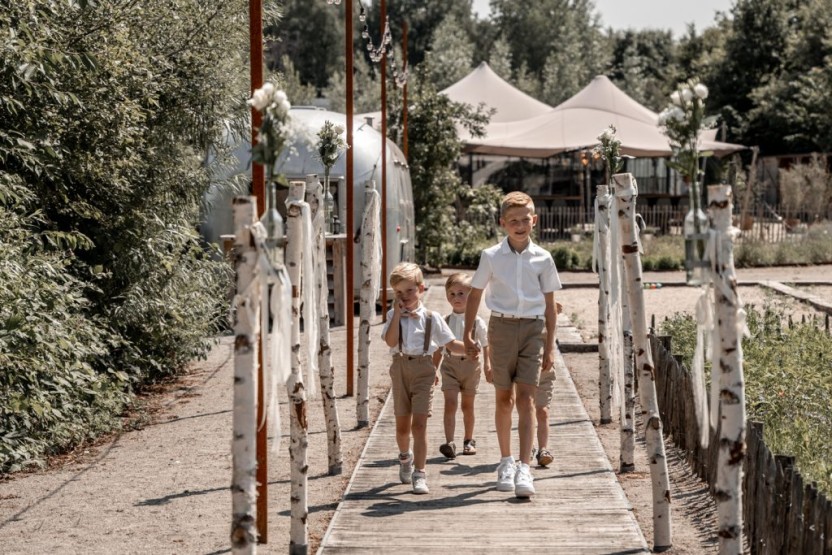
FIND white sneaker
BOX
[514,463,535,498]
[412,471,429,494]
[496,458,516,492]
[398,451,413,484]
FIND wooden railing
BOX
[649,335,831,553]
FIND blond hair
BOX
[389,262,424,287]
[444,272,471,291]
[500,191,536,217]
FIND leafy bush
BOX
[660,305,832,495]
[550,246,581,270]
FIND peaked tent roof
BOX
[440,61,554,123]
[465,75,745,158]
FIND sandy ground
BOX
[1,264,830,554]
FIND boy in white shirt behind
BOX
[464,192,561,499]
[382,262,467,494]
[437,273,490,460]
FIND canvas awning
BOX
[464,75,745,158]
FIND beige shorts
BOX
[487,316,545,390]
[440,355,481,395]
[389,355,436,416]
[535,365,556,408]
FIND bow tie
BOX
[401,309,421,319]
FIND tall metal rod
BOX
[248,0,268,543]
[345,0,355,396]
[402,20,408,159]
[380,0,388,321]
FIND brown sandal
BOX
[462,439,477,455]
[439,442,457,459]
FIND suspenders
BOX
[398,312,433,356]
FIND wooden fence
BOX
[649,335,832,554]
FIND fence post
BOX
[596,185,613,424]
[614,173,672,550]
[709,184,747,554]
[357,180,380,428]
[230,196,259,554]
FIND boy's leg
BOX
[515,382,536,465]
[411,413,430,470]
[395,414,412,454]
[461,394,476,440]
[536,405,549,451]
[495,388,514,457]
[442,390,458,443]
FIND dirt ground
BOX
[1,264,830,554]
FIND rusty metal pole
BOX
[402,20,408,159]
[345,0,355,397]
[248,0,268,543]
[380,0,388,322]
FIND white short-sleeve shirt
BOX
[470,238,562,317]
[445,312,488,347]
[381,304,456,356]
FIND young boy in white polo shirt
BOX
[382,262,467,494]
[464,191,561,498]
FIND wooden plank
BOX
[319,283,649,554]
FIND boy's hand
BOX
[434,371,440,386]
[541,350,555,374]
[464,334,480,358]
[556,302,563,315]
[483,365,493,384]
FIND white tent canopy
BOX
[465,75,745,158]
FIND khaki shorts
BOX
[440,355,481,395]
[535,365,556,408]
[389,355,436,416]
[488,316,545,390]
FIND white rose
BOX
[670,91,681,106]
[672,107,685,121]
[694,83,708,99]
[248,85,272,111]
[274,90,288,105]
[681,88,693,103]
[334,125,345,135]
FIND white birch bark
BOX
[357,181,380,427]
[307,175,343,475]
[708,185,746,554]
[595,185,613,424]
[614,173,672,550]
[286,182,309,555]
[609,183,635,472]
[230,196,259,554]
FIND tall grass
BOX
[661,306,832,495]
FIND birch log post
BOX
[614,173,672,550]
[307,175,342,475]
[708,184,747,554]
[357,180,379,428]
[596,185,613,424]
[286,182,309,555]
[230,196,259,554]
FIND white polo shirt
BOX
[381,304,456,356]
[470,238,562,317]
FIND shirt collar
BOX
[500,236,535,255]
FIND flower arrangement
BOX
[248,82,293,187]
[659,80,716,190]
[315,120,349,233]
[592,124,623,184]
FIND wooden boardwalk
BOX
[319,282,648,554]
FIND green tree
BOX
[607,29,677,110]
[425,15,474,89]
[407,69,490,266]
[488,36,513,79]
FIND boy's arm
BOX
[482,345,492,383]
[541,291,558,372]
[464,287,484,355]
[383,300,403,348]
[432,350,443,369]
[445,339,465,356]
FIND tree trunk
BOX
[230,196,259,554]
[286,182,309,555]
[709,184,746,554]
[357,181,380,427]
[308,175,343,475]
[614,173,672,551]
[595,185,613,424]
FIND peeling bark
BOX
[230,197,258,554]
[357,181,379,428]
[286,183,309,553]
[614,173,672,549]
[709,185,746,554]
[308,177,343,475]
[596,185,613,425]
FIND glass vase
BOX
[683,205,708,286]
[260,179,284,265]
